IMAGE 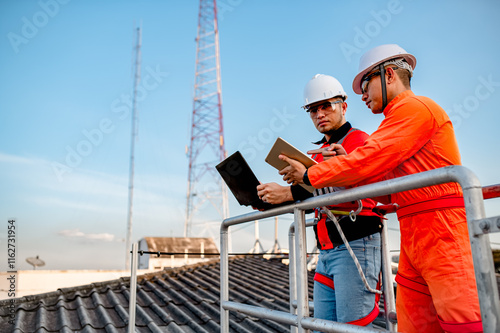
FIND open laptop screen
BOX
[216,151,289,210]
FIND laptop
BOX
[216,151,292,210]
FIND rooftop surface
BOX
[2,255,498,332]
[0,256,321,332]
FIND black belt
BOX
[314,215,383,250]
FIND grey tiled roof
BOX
[0,256,319,332]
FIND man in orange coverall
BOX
[278,44,483,333]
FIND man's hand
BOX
[256,182,293,204]
[278,154,307,185]
[307,144,346,160]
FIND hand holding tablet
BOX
[265,137,317,192]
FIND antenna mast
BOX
[271,216,282,253]
[125,25,142,269]
[185,0,228,237]
[249,220,265,254]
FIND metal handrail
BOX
[220,166,500,333]
[287,217,397,332]
[483,184,500,200]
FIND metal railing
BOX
[219,166,500,333]
[287,216,397,333]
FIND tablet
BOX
[265,137,317,193]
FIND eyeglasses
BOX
[361,67,399,94]
[361,71,381,94]
[305,100,342,113]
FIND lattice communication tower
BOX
[185,0,228,237]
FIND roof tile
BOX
[0,256,381,332]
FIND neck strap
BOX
[379,63,387,111]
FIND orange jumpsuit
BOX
[307,90,483,333]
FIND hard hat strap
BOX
[379,63,388,110]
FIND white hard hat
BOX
[352,44,416,94]
[303,74,347,108]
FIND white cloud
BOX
[58,228,117,242]
[58,229,85,237]
[0,152,42,165]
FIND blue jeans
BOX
[313,233,381,327]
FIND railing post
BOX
[289,223,298,333]
[128,242,138,333]
[380,220,397,332]
[294,208,310,332]
[462,183,500,333]
[220,224,229,333]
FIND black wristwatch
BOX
[303,169,311,186]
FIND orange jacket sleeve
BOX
[307,91,447,188]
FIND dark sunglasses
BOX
[361,71,381,94]
[361,67,399,94]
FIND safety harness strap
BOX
[314,272,382,326]
[347,278,382,327]
[314,272,335,290]
[395,273,431,296]
[397,195,464,220]
[438,317,483,333]
[316,215,335,250]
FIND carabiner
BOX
[349,199,363,222]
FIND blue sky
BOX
[1,0,500,270]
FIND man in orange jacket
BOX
[279,44,483,333]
